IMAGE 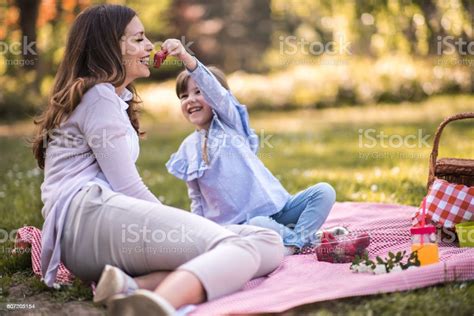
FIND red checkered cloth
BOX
[412,179,474,229]
[14,226,75,286]
[191,202,474,315]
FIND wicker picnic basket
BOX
[427,112,474,190]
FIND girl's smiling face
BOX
[179,78,213,130]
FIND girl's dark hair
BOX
[32,4,145,169]
[176,66,229,98]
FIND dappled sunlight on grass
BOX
[1,95,471,218]
[247,94,474,131]
[138,56,473,117]
[0,94,472,309]
[137,80,183,120]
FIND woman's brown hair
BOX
[176,66,229,98]
[32,4,145,169]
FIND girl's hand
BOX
[161,38,197,70]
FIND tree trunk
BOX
[171,0,272,73]
[15,0,41,71]
[461,0,474,92]
[415,0,442,55]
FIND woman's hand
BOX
[161,38,197,71]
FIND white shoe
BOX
[107,289,176,316]
[94,265,138,305]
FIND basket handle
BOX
[428,112,474,189]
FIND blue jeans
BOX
[246,182,336,248]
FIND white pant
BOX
[60,184,284,300]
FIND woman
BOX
[32,4,284,315]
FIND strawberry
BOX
[315,232,371,264]
[321,231,337,242]
[341,242,357,256]
[315,243,335,262]
[333,244,346,256]
[334,254,356,263]
[354,233,370,251]
[153,49,169,69]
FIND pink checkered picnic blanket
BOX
[191,202,474,315]
[15,202,474,314]
[412,179,474,228]
[14,226,74,285]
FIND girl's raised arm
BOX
[163,38,250,135]
[187,60,247,132]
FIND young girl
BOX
[165,39,344,255]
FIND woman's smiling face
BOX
[179,78,213,130]
[121,16,153,84]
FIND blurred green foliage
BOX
[0,0,473,120]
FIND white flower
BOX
[355,173,364,183]
[390,264,403,273]
[350,264,360,272]
[406,265,418,270]
[391,166,400,175]
[373,264,387,274]
[358,264,369,273]
[374,168,382,177]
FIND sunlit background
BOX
[0,0,473,119]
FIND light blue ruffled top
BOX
[166,60,290,225]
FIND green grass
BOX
[0,94,473,314]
